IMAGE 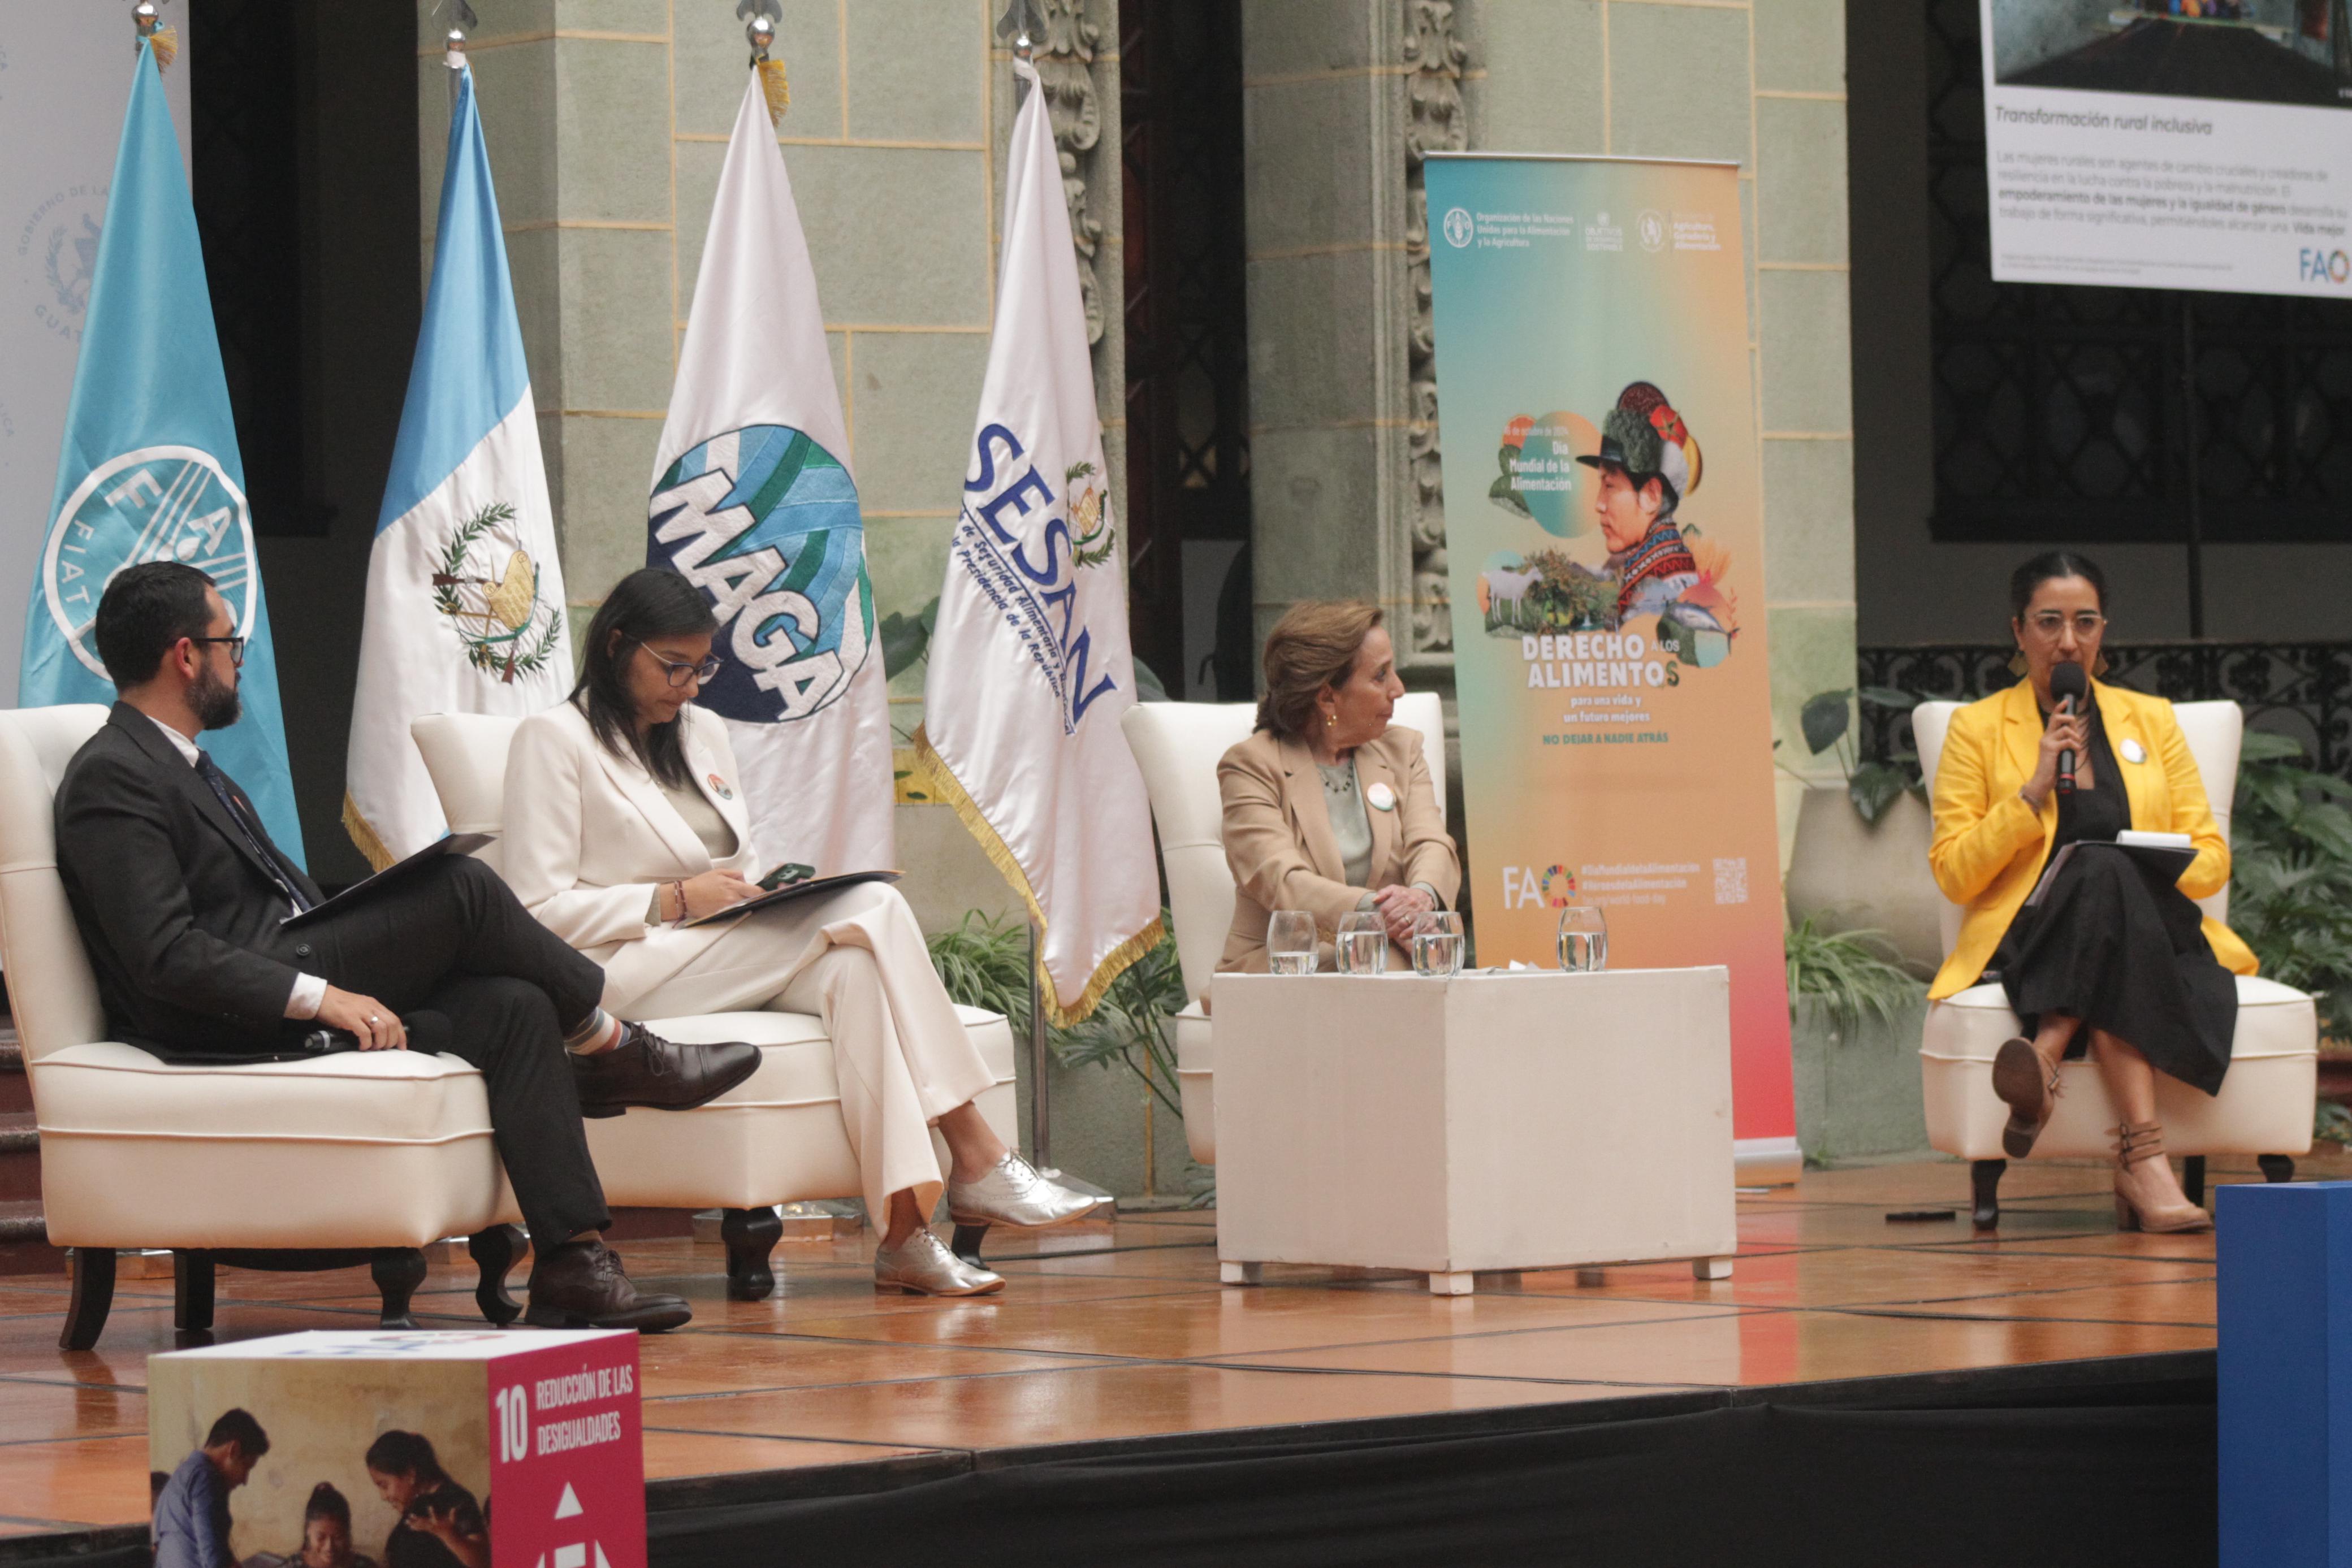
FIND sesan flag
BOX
[20,37,305,862]
[345,64,572,868]
[647,70,892,876]
[914,60,1161,1025]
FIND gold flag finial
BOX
[741,3,788,124]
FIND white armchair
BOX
[1118,695,1449,1166]
[1913,699,2315,1227]
[0,707,526,1349]
[409,713,1020,1294]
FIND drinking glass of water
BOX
[1268,909,1318,976]
[1557,905,1608,973]
[1412,910,1465,977]
[1335,909,1387,975]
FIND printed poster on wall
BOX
[1978,1,2352,295]
[1424,153,1793,1150]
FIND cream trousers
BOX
[606,881,1000,1228]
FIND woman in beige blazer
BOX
[501,569,1100,1296]
[1218,600,1461,973]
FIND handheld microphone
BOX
[2050,662,2088,798]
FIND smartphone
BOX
[757,861,816,893]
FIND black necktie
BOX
[193,751,313,914]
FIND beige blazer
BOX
[1216,724,1461,973]
[501,700,766,1003]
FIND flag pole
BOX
[1008,20,1061,1179]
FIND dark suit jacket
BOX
[54,704,326,1056]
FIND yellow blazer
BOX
[1927,678,2256,1000]
[1216,725,1462,974]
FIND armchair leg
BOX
[949,1223,990,1266]
[2260,1154,2297,1184]
[2183,1155,2206,1208]
[174,1251,215,1335]
[721,1207,783,1301]
[59,1248,116,1352]
[371,1248,429,1330]
[468,1225,526,1326]
[1971,1159,2007,1231]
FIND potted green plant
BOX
[1784,916,1931,1164]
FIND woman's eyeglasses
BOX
[641,647,723,687]
[2024,612,2105,640]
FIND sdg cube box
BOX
[149,1331,643,1568]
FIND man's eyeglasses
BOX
[188,635,246,668]
[639,647,723,688]
[2023,612,2105,640]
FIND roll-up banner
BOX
[1978,1,2352,296]
[1424,154,1794,1158]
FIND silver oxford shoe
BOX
[873,1228,1005,1296]
[947,1151,1106,1229]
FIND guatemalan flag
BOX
[20,37,305,861]
[647,68,893,875]
[914,60,1161,1024]
[344,64,571,868]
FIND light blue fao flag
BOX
[18,38,304,864]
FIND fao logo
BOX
[1637,210,1667,252]
[1442,206,1475,248]
[44,447,255,679]
[2300,247,2351,285]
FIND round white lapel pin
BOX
[2119,739,2147,765]
[1365,781,1398,812]
[708,772,736,800]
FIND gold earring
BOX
[1324,711,1337,729]
[2007,649,2028,678]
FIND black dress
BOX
[1990,705,2237,1095]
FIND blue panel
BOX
[2218,1180,2352,1567]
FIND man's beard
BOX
[191,664,242,730]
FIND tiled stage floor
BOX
[0,1155,2301,1539]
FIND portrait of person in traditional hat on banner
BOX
[1575,380,1739,665]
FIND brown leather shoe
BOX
[573,1024,761,1119]
[1991,1036,2060,1159]
[524,1240,691,1331]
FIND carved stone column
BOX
[1402,2,1465,658]
[1030,0,1107,346]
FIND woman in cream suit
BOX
[1218,600,1460,973]
[1929,551,2256,1233]
[502,569,1100,1296]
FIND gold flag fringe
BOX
[341,791,397,874]
[149,29,179,73]
[757,58,790,125]
[911,723,1164,1029]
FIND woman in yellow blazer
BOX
[1217,601,1462,974]
[1930,552,2255,1233]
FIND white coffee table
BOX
[1210,967,1739,1294]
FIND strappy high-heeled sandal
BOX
[2111,1121,2212,1234]
[1992,1036,2061,1158]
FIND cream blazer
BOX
[1216,725,1461,973]
[1927,677,2257,1000]
[501,700,766,1003]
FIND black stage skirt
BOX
[1993,845,2236,1097]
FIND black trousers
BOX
[297,855,611,1246]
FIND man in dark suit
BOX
[54,562,762,1331]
